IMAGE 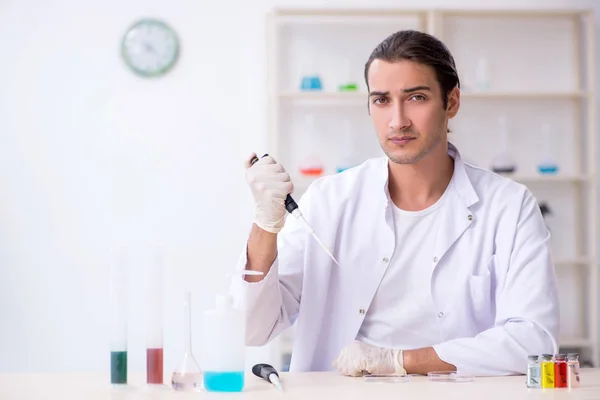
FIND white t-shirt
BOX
[356,179,454,350]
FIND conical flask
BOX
[491,116,516,174]
[171,292,203,391]
[298,113,325,177]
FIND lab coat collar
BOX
[378,142,480,209]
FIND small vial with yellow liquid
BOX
[540,354,555,388]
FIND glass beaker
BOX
[338,59,358,92]
[298,40,322,91]
[491,116,516,174]
[537,123,559,174]
[336,119,360,173]
[298,114,325,177]
[172,292,203,391]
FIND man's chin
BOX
[385,150,424,165]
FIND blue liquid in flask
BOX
[203,371,245,392]
[300,75,322,91]
[538,164,559,174]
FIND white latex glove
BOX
[244,153,293,234]
[332,340,406,377]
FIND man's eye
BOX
[409,94,426,101]
[373,97,388,104]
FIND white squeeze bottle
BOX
[202,271,263,392]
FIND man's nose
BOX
[388,103,410,131]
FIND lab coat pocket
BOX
[468,258,494,328]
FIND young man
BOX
[234,30,559,376]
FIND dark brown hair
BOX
[364,30,460,108]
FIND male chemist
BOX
[233,30,559,376]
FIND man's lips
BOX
[390,136,416,145]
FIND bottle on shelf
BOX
[338,59,358,92]
[298,40,322,91]
[491,116,517,175]
[298,113,325,177]
[475,56,490,91]
[336,119,360,173]
[537,123,559,175]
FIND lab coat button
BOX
[438,312,445,318]
[433,256,438,263]
[468,214,473,221]
[359,308,365,315]
[382,257,389,263]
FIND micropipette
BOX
[252,363,284,392]
[250,154,340,266]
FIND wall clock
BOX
[121,18,180,77]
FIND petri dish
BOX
[427,371,475,383]
[363,373,411,383]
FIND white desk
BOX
[1,370,599,399]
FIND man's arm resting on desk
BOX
[431,191,559,375]
[403,347,455,375]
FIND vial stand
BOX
[146,251,165,387]
[109,253,128,386]
[172,292,203,391]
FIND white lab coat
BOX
[232,143,559,376]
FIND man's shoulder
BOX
[462,161,531,204]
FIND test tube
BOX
[146,250,164,385]
[109,254,128,385]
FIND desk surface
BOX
[1,369,599,399]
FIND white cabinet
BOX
[266,7,598,369]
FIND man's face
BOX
[367,59,459,165]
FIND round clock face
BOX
[121,19,180,77]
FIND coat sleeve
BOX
[230,185,317,346]
[433,189,560,375]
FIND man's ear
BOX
[446,87,460,118]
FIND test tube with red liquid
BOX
[146,251,164,386]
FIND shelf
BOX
[278,91,589,105]
[555,258,592,267]
[439,9,592,18]
[291,173,588,193]
[279,91,366,106]
[560,337,593,348]
[460,91,589,99]
[273,8,426,25]
[507,175,589,184]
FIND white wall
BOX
[0,0,598,374]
